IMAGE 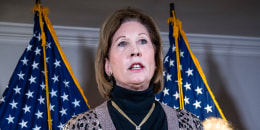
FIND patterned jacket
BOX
[63,101,203,130]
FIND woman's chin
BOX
[115,76,151,91]
[128,81,150,91]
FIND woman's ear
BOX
[105,58,112,76]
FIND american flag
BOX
[155,10,226,121]
[0,3,90,129]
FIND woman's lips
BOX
[128,63,144,70]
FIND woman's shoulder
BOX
[160,103,203,129]
[63,109,101,130]
[175,108,203,129]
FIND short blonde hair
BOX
[202,117,233,130]
[95,8,164,99]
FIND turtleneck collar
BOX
[110,84,155,113]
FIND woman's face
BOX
[105,21,156,91]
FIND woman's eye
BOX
[140,39,147,44]
[118,41,126,47]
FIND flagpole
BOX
[169,3,185,110]
[33,1,52,129]
[36,0,40,4]
[170,3,174,17]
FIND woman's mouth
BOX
[129,63,144,70]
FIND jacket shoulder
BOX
[175,108,204,129]
[63,109,102,130]
[160,103,203,130]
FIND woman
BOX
[64,8,203,130]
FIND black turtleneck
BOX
[107,85,168,130]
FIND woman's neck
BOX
[110,84,155,113]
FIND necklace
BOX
[111,101,155,130]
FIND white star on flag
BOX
[195,86,203,95]
[163,88,170,96]
[9,100,18,109]
[193,100,201,109]
[169,60,174,67]
[38,96,45,104]
[185,68,193,77]
[21,57,28,65]
[72,99,80,108]
[17,71,25,80]
[184,96,190,105]
[34,47,41,55]
[173,91,179,100]
[61,93,69,101]
[50,89,58,97]
[166,73,172,81]
[184,82,191,91]
[13,85,21,94]
[26,44,32,51]
[32,61,39,69]
[28,75,37,84]
[23,105,31,113]
[59,107,67,116]
[25,90,34,99]
[52,74,59,83]
[6,115,15,124]
[33,125,41,130]
[205,104,213,113]
[35,110,43,119]
[54,59,61,68]
[19,120,28,129]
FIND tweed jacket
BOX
[63,101,203,130]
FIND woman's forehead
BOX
[113,21,149,38]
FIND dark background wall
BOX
[1,0,260,37]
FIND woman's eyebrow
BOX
[138,33,148,36]
[114,36,126,43]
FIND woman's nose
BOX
[131,51,142,57]
[130,45,142,57]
